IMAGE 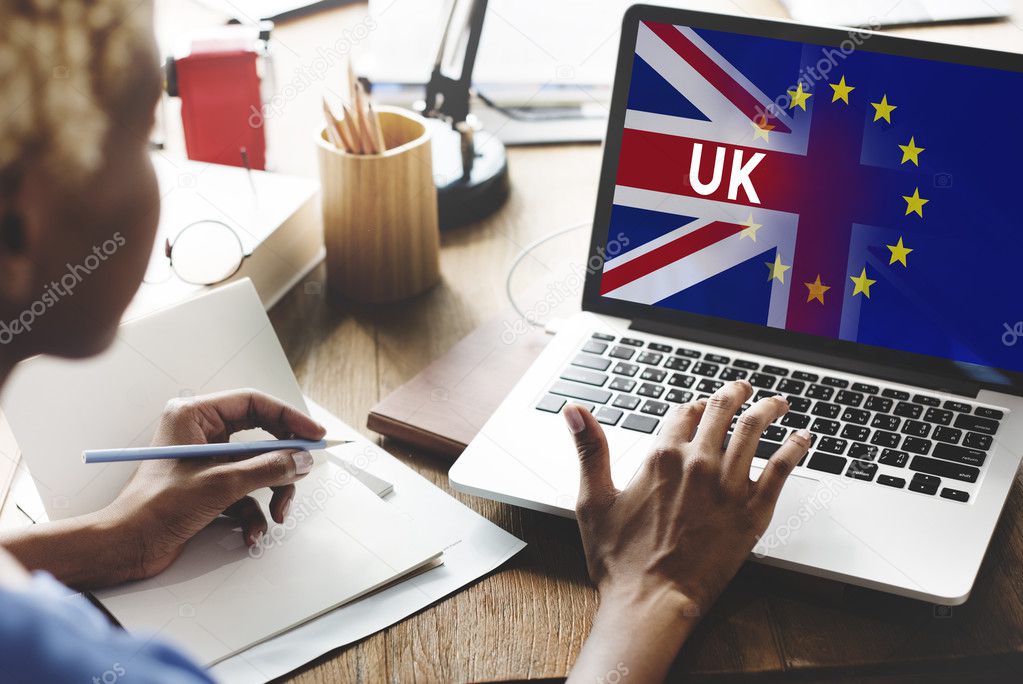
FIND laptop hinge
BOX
[629,318,983,399]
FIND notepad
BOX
[0,279,442,665]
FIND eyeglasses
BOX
[145,220,251,286]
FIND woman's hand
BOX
[565,380,812,683]
[1,389,325,589]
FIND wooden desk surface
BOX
[5,1,1022,681]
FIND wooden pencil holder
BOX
[316,106,441,304]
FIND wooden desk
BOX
[4,1,1022,680]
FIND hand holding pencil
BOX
[322,59,387,155]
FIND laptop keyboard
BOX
[535,331,1008,504]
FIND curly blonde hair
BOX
[0,0,156,182]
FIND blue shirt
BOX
[0,572,212,684]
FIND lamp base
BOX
[427,119,510,229]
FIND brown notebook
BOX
[368,314,550,458]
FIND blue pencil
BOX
[82,438,352,464]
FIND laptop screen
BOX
[593,17,1023,379]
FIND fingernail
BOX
[795,429,812,440]
[283,496,293,519]
[563,405,586,434]
[249,531,263,547]
[292,450,314,475]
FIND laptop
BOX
[450,4,1023,605]
[781,0,1011,29]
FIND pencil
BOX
[352,80,377,154]
[83,438,353,464]
[321,98,346,151]
[340,101,365,155]
[367,100,387,153]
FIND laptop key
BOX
[675,347,701,358]
[665,389,693,403]
[811,418,840,435]
[848,443,879,460]
[841,408,870,425]
[851,382,879,394]
[877,474,906,488]
[870,430,900,447]
[609,346,635,360]
[954,414,999,435]
[975,407,1004,420]
[535,395,566,413]
[807,452,847,474]
[567,402,596,413]
[932,442,986,467]
[835,390,864,407]
[894,401,923,419]
[909,473,941,495]
[613,394,642,411]
[621,337,644,347]
[963,432,992,450]
[749,373,776,389]
[818,437,848,455]
[940,488,970,503]
[665,357,691,371]
[788,396,811,413]
[901,420,931,438]
[696,379,724,393]
[864,396,893,413]
[637,351,664,366]
[592,332,615,341]
[882,388,910,400]
[560,367,608,387]
[621,413,659,433]
[640,368,667,383]
[792,370,819,382]
[754,390,780,401]
[668,373,695,388]
[871,414,900,431]
[614,363,640,379]
[777,378,805,394]
[943,400,971,413]
[910,456,979,483]
[924,408,953,425]
[572,353,611,371]
[719,367,748,381]
[912,394,941,407]
[550,381,612,405]
[806,384,834,400]
[879,449,908,467]
[594,407,623,426]
[821,376,849,388]
[763,425,788,442]
[637,383,664,399]
[933,426,962,444]
[846,460,877,481]
[902,436,932,455]
[692,362,720,377]
[641,400,669,417]
[705,353,730,364]
[581,340,608,355]
[781,412,810,429]
[811,402,841,419]
[734,359,760,370]
[609,377,636,392]
[761,364,789,376]
[840,425,870,442]
[647,342,673,353]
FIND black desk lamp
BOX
[419,0,509,228]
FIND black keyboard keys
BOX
[573,353,611,371]
[665,389,693,403]
[870,430,900,448]
[761,364,789,376]
[641,400,669,417]
[668,373,695,388]
[807,452,847,474]
[776,378,805,394]
[932,426,962,444]
[637,351,664,366]
[792,370,819,382]
[924,407,953,425]
[734,359,759,370]
[647,342,673,353]
[840,425,870,442]
[591,332,615,341]
[581,340,608,355]
[818,437,848,455]
[848,443,879,460]
[609,346,635,360]
[877,474,906,488]
[901,420,931,438]
[781,412,810,429]
[612,394,641,411]
[910,456,979,483]
[664,357,691,371]
[620,337,644,347]
[878,449,908,467]
[609,377,636,392]
[909,473,940,495]
[640,368,667,383]
[560,367,608,387]
[954,413,999,435]
[851,382,879,394]
[894,401,923,419]
[834,390,864,407]
[637,383,664,399]
[963,432,992,450]
[811,402,841,419]
[882,388,910,400]
[932,442,986,467]
[943,400,971,413]
[594,407,623,426]
[696,379,724,393]
[870,414,900,431]
[821,376,849,388]
[692,362,720,377]
[902,436,932,455]
[846,460,877,481]
[841,408,870,425]
[806,384,834,400]
[535,395,566,413]
[975,407,1004,420]
[864,396,893,413]
[550,381,611,404]
[719,367,748,381]
[622,413,658,433]
[912,394,941,407]
[748,373,777,389]
[811,418,840,436]
[940,488,970,502]
[704,353,730,364]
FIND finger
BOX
[654,400,707,451]
[214,449,314,500]
[752,428,812,510]
[269,484,296,524]
[693,381,753,451]
[563,404,615,512]
[223,495,268,546]
[198,389,327,440]
[723,395,789,480]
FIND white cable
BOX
[505,221,591,328]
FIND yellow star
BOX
[898,136,925,165]
[765,253,791,283]
[829,76,855,104]
[887,236,913,266]
[871,94,897,123]
[739,213,763,241]
[805,275,831,304]
[751,115,774,142]
[850,267,877,298]
[787,82,812,111]
[903,187,929,217]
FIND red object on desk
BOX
[173,47,266,169]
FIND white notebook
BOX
[0,279,442,665]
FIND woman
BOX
[0,2,811,682]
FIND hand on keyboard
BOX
[563,380,811,684]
